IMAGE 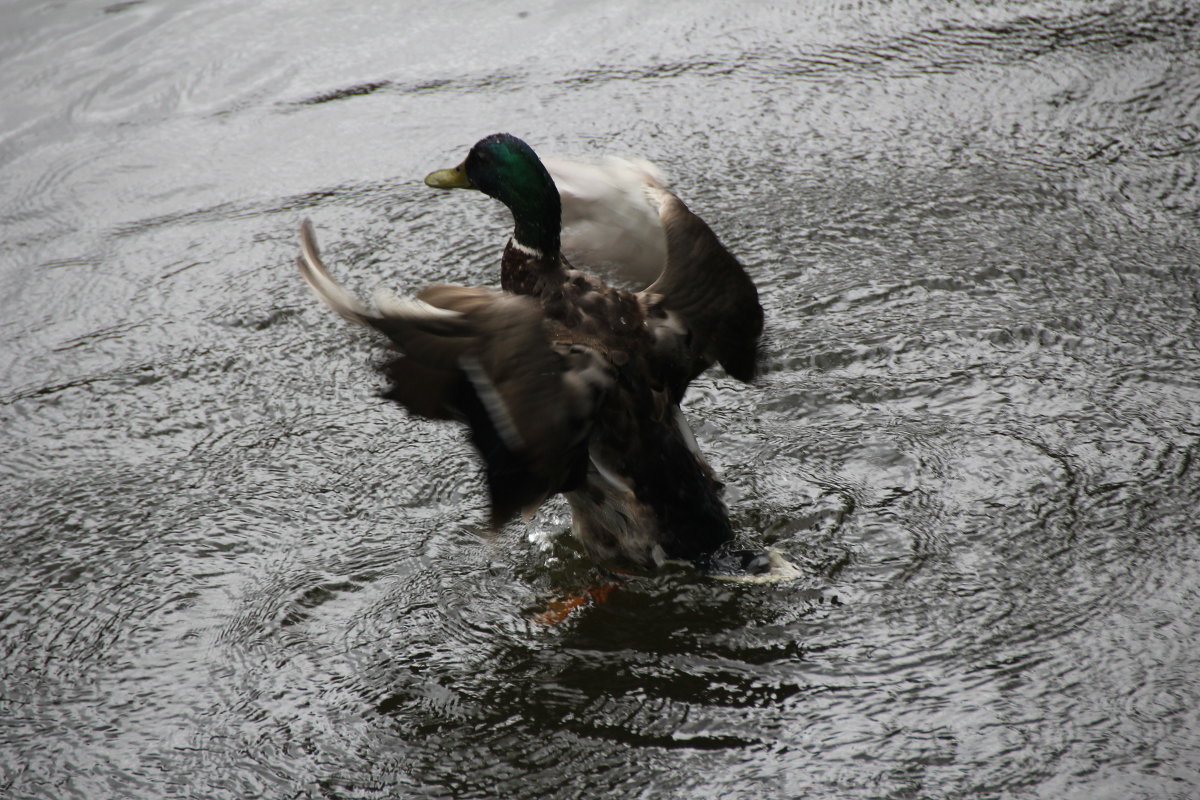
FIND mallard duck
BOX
[297,133,790,578]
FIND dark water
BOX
[3,1,1199,797]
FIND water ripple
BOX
[4,1,1200,798]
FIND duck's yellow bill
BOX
[424,163,473,189]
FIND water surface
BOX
[2,1,1199,798]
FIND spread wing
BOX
[296,219,612,526]
[545,155,669,288]
[641,185,763,392]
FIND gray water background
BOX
[2,1,1199,798]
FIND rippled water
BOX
[3,1,1199,798]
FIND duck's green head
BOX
[425,133,561,256]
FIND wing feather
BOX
[296,219,612,526]
[641,187,763,386]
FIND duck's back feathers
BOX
[297,220,612,526]
[539,159,763,387]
